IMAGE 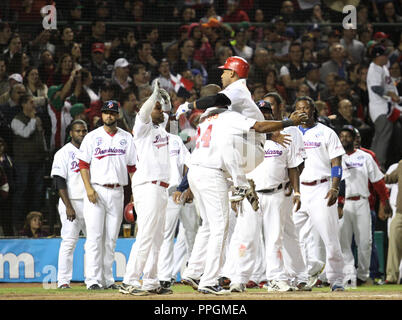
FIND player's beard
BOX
[343,141,354,152]
[104,119,117,127]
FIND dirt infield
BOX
[1,282,401,300]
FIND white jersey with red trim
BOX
[247,126,305,190]
[220,78,265,147]
[51,142,85,200]
[189,110,256,170]
[342,148,384,198]
[131,116,170,187]
[77,126,136,186]
[168,133,190,188]
[298,122,345,182]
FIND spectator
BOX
[81,68,99,104]
[69,42,83,69]
[85,43,113,94]
[87,81,115,130]
[108,28,137,65]
[326,77,363,117]
[82,20,106,58]
[251,83,266,101]
[112,58,132,98]
[132,64,151,94]
[187,23,214,67]
[132,40,158,78]
[52,53,74,87]
[3,33,23,67]
[172,39,208,85]
[8,52,24,76]
[340,25,365,64]
[0,136,13,236]
[19,211,49,238]
[279,42,308,103]
[143,26,164,63]
[0,22,12,54]
[389,59,402,95]
[304,63,325,101]
[280,0,298,23]
[357,4,371,25]
[248,47,270,90]
[179,6,197,24]
[320,72,338,102]
[200,18,223,51]
[11,94,47,233]
[27,30,55,67]
[320,43,349,83]
[258,23,290,59]
[307,4,331,36]
[151,59,176,93]
[317,29,341,64]
[24,67,48,110]
[367,44,402,170]
[55,26,75,62]
[0,56,9,96]
[379,1,402,45]
[264,68,288,104]
[231,26,253,62]
[38,50,56,88]
[0,73,24,104]
[222,0,250,22]
[200,4,222,24]
[353,64,371,124]
[117,88,138,133]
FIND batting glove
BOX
[175,102,193,120]
[159,88,172,112]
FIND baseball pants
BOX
[339,198,372,282]
[220,207,240,279]
[222,133,264,188]
[158,198,199,282]
[172,222,190,281]
[182,166,230,288]
[123,182,168,290]
[83,184,124,288]
[386,211,402,283]
[57,199,86,286]
[281,195,309,284]
[293,181,344,286]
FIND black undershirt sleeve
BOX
[191,93,231,110]
[53,175,67,190]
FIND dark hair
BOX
[7,33,20,47]
[24,66,44,89]
[136,40,151,52]
[70,119,88,130]
[19,93,33,106]
[263,91,283,106]
[292,95,318,120]
[80,68,90,82]
[120,88,135,104]
[131,64,146,75]
[99,81,114,92]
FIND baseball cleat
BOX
[148,287,173,295]
[307,261,325,288]
[246,280,258,288]
[331,284,345,292]
[160,280,172,289]
[198,285,230,295]
[87,284,103,290]
[119,283,141,294]
[58,284,71,289]
[218,276,231,289]
[258,281,268,289]
[344,278,357,289]
[106,283,121,290]
[267,280,294,292]
[181,277,200,290]
[295,282,312,291]
[229,283,246,292]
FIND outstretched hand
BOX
[270,131,291,147]
[289,111,308,125]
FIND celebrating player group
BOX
[52,55,388,295]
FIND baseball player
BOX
[175,56,266,206]
[225,98,308,293]
[338,125,392,287]
[157,132,199,289]
[292,96,346,292]
[51,119,88,289]
[180,104,308,295]
[120,82,173,296]
[77,100,137,290]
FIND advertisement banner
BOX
[0,238,136,283]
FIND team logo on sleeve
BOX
[96,137,103,146]
[120,139,127,146]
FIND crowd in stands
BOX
[0,0,402,237]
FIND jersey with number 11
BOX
[189,110,256,170]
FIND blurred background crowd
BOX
[0,0,401,240]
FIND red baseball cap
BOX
[373,32,389,40]
[92,42,105,53]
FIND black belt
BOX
[257,183,283,194]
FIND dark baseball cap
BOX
[371,44,391,58]
[339,124,356,137]
[101,100,120,113]
[305,63,320,73]
[256,99,272,113]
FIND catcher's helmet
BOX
[218,56,249,78]
[124,202,136,224]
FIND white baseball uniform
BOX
[293,122,346,287]
[51,142,86,287]
[158,133,199,283]
[225,126,306,285]
[77,126,136,288]
[182,110,257,288]
[219,79,266,187]
[339,148,384,283]
[123,112,171,290]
